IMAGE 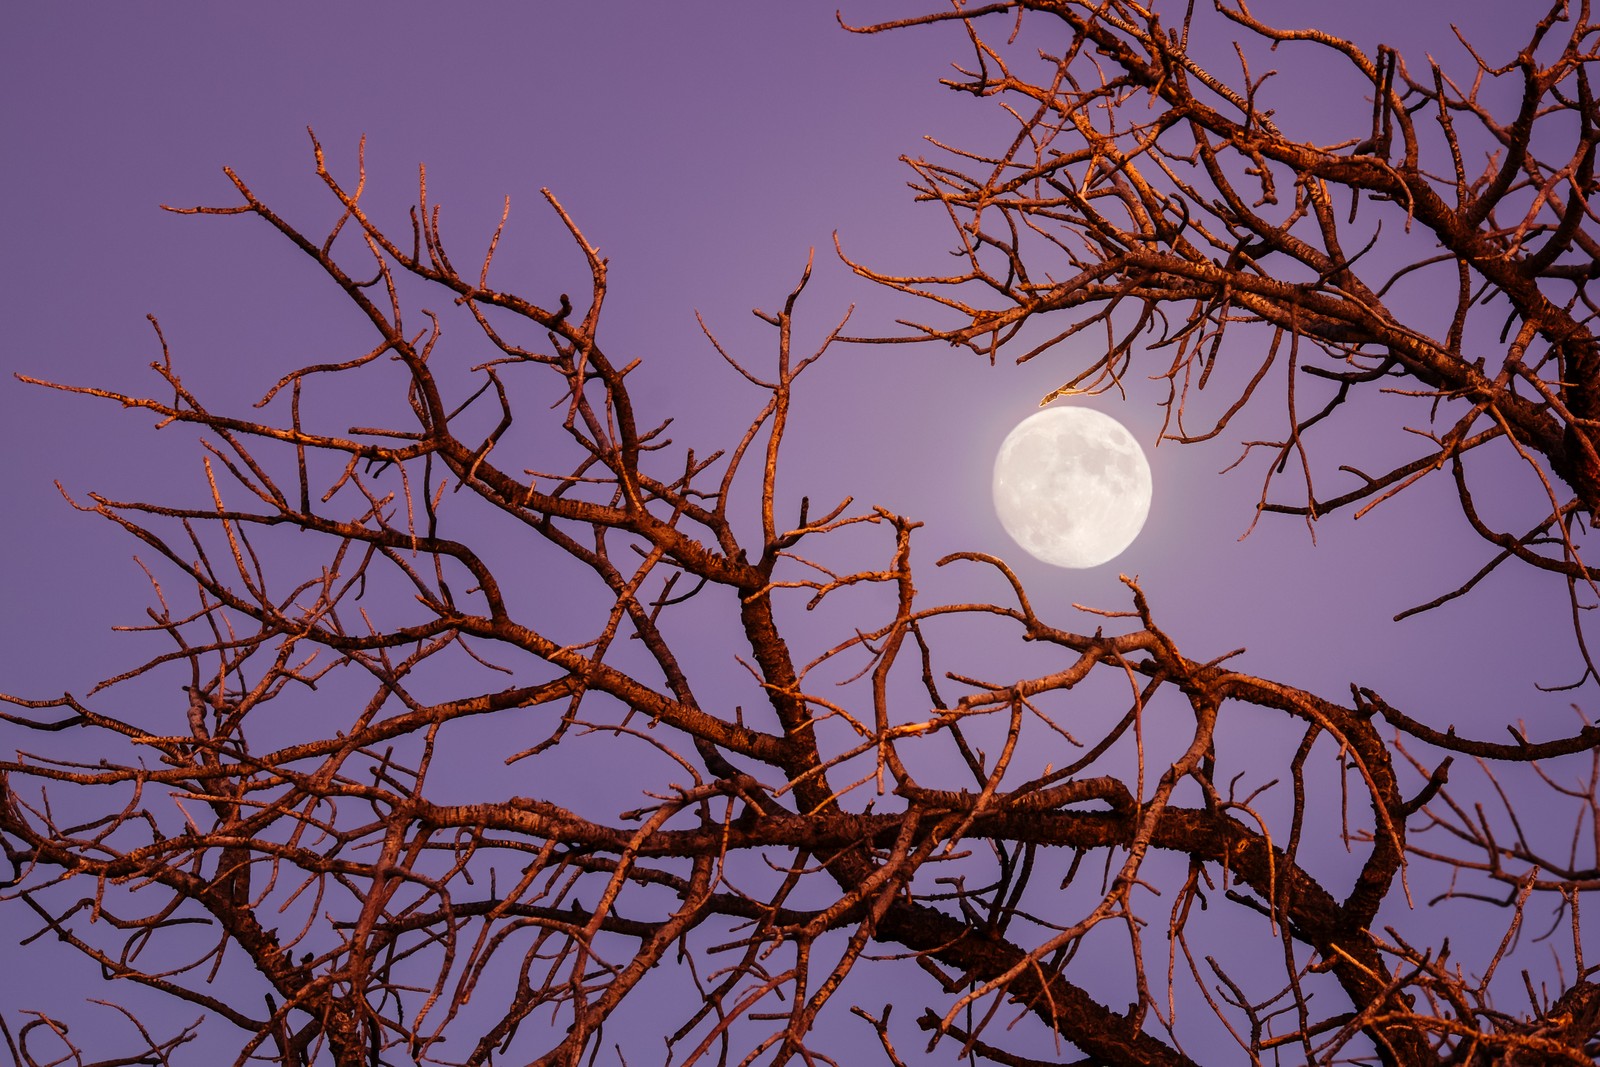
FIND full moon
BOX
[992,407,1152,568]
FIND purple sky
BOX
[2,3,1589,1062]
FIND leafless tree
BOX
[846,0,1600,653]
[4,3,1600,1065]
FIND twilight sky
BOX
[1,2,1587,1061]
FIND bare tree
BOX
[846,0,1600,652]
[4,3,1600,1066]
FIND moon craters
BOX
[992,407,1152,568]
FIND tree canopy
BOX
[4,3,1599,1065]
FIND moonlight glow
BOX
[992,407,1152,568]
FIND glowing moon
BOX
[992,407,1152,568]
